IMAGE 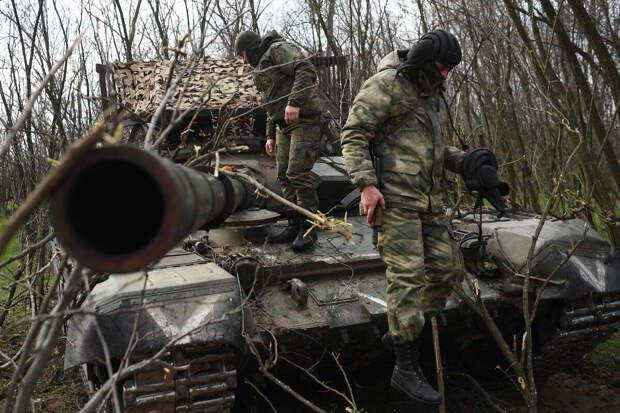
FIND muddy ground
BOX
[235,330,620,413]
[1,329,618,412]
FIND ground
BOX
[0,324,618,412]
[0,330,86,412]
[235,329,620,413]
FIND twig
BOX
[519,115,584,408]
[452,280,527,397]
[0,232,55,270]
[185,145,250,167]
[7,264,84,413]
[245,379,278,413]
[529,221,589,322]
[83,271,122,413]
[0,123,108,256]
[431,316,446,413]
[218,168,353,241]
[229,83,318,120]
[0,251,62,300]
[0,32,86,161]
[280,355,353,407]
[245,336,326,413]
[500,154,526,168]
[447,371,506,413]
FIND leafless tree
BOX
[0,0,618,411]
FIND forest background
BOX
[0,0,618,411]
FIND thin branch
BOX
[0,232,55,271]
[245,379,278,413]
[0,32,85,161]
[280,355,353,407]
[219,168,353,241]
[447,371,506,413]
[245,336,326,413]
[0,123,108,256]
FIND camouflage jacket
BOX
[252,31,322,139]
[341,51,466,212]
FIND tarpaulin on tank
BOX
[480,217,620,298]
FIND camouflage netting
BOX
[111,56,262,138]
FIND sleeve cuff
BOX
[353,174,378,190]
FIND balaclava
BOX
[397,29,462,90]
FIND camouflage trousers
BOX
[275,118,320,212]
[377,208,464,344]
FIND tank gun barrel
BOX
[50,145,250,273]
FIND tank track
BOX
[121,349,237,412]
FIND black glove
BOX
[461,149,510,212]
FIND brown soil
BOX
[236,331,620,413]
[534,332,620,413]
[1,329,618,412]
[0,330,86,413]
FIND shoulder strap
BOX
[384,98,421,138]
[370,98,420,161]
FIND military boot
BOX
[268,214,299,243]
[291,217,316,252]
[383,332,441,405]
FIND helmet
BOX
[234,30,261,55]
[406,29,462,69]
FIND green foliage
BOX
[536,194,620,245]
[0,211,21,305]
[0,211,20,268]
[587,331,620,373]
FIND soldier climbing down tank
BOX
[341,28,511,404]
[234,30,323,252]
[341,29,467,404]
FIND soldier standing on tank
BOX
[340,30,467,404]
[234,30,322,252]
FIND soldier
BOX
[340,29,466,404]
[234,30,322,252]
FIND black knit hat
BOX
[405,29,462,69]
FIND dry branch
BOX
[218,168,353,241]
[244,379,278,413]
[0,232,55,271]
[0,124,108,256]
[447,371,505,413]
[0,32,85,161]
[245,335,326,413]
[431,316,446,413]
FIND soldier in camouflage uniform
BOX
[341,29,466,404]
[234,30,322,252]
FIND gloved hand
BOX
[460,149,510,212]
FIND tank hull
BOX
[52,148,620,412]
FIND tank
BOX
[52,55,620,411]
[50,144,620,412]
